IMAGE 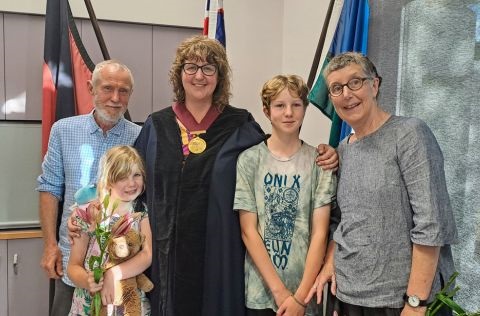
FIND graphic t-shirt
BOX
[234,141,336,314]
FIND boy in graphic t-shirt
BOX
[234,75,336,316]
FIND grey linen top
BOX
[332,115,457,308]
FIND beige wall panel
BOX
[80,20,154,122]
[0,14,5,120]
[152,26,201,112]
[4,14,43,120]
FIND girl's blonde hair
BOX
[96,145,145,200]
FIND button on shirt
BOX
[332,116,457,308]
[37,112,141,286]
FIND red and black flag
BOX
[42,0,95,155]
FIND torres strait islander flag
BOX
[42,0,95,155]
[203,0,226,47]
[308,0,369,147]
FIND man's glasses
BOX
[182,63,217,76]
[328,77,372,97]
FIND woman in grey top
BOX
[306,52,457,316]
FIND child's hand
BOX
[101,268,117,305]
[276,295,306,316]
[272,287,292,310]
[87,271,103,294]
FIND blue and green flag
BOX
[309,0,370,147]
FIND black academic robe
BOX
[134,105,264,316]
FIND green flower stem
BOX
[426,272,480,316]
[89,195,116,316]
[428,287,460,315]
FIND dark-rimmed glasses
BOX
[328,77,372,97]
[182,63,217,76]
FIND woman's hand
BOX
[304,261,336,305]
[316,144,338,171]
[401,305,427,316]
[87,271,103,294]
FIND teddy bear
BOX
[100,229,154,316]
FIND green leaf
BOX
[436,294,466,314]
[88,256,101,270]
[102,194,110,211]
[425,272,480,316]
[93,292,101,316]
[111,199,119,212]
[93,267,103,283]
[445,272,459,287]
[88,257,95,271]
[427,300,445,316]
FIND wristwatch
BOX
[403,294,428,307]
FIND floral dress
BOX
[69,204,151,316]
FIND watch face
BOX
[408,295,420,307]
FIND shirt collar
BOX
[87,110,125,136]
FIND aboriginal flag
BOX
[42,0,95,155]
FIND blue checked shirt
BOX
[37,112,141,286]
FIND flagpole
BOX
[307,0,335,89]
[83,0,133,121]
[84,0,110,60]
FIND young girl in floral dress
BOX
[67,145,152,315]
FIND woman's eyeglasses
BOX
[182,63,217,76]
[328,77,373,96]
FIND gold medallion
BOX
[188,136,207,154]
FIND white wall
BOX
[1,0,331,144]
[226,0,283,137]
[283,1,331,145]
[0,0,203,27]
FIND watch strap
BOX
[403,293,428,307]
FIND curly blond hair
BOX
[261,74,309,110]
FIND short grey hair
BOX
[323,52,381,88]
[91,60,134,88]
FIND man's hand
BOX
[67,211,82,244]
[68,200,100,244]
[40,243,63,279]
[316,144,338,171]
